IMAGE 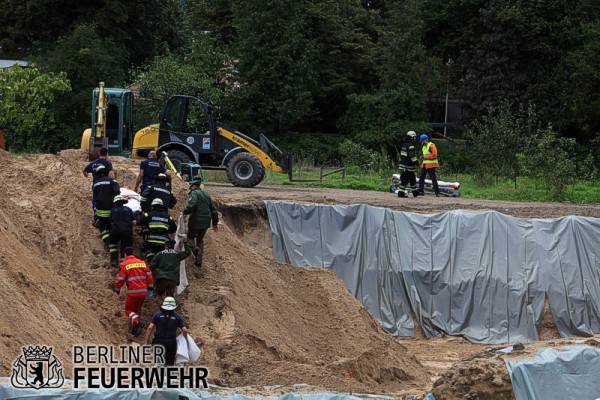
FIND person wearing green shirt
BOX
[149,239,191,298]
[182,180,219,269]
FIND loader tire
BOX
[226,152,265,187]
[165,150,190,175]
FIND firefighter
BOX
[139,198,177,262]
[92,165,121,248]
[140,173,177,213]
[114,247,154,335]
[398,131,420,198]
[149,239,191,299]
[183,180,219,269]
[83,148,114,224]
[133,151,168,193]
[418,134,440,197]
[144,296,189,366]
[109,195,136,266]
[82,147,113,182]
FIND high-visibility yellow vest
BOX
[422,142,439,168]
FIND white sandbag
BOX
[175,334,202,365]
[119,187,142,213]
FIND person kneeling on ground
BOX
[115,247,154,335]
[149,239,191,300]
[144,297,188,366]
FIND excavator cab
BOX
[81,84,134,160]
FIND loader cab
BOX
[90,87,134,157]
[157,95,231,170]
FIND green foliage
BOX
[137,34,229,104]
[0,65,71,152]
[337,0,434,156]
[467,101,532,187]
[522,126,577,195]
[276,133,342,165]
[35,23,128,134]
[230,0,319,135]
[339,139,392,177]
[434,141,476,174]
[421,0,596,138]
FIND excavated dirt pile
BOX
[0,149,429,394]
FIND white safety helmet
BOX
[151,198,164,206]
[162,297,177,311]
[407,131,417,138]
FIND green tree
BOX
[134,32,232,129]
[338,0,433,154]
[564,19,600,141]
[523,126,576,196]
[230,0,319,136]
[0,65,71,152]
[421,0,597,141]
[467,101,530,187]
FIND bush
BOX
[522,126,576,195]
[339,139,392,176]
[276,133,342,165]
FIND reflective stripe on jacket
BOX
[422,142,439,169]
[399,138,418,171]
[115,255,154,296]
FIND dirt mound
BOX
[0,149,428,394]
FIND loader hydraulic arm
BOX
[217,127,288,174]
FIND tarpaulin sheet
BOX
[505,346,600,399]
[265,201,600,343]
[0,385,365,400]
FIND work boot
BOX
[131,324,140,335]
[412,191,420,198]
[397,191,405,198]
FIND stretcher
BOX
[390,173,461,197]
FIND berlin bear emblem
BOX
[11,345,65,389]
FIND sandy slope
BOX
[0,149,428,395]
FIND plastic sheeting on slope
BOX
[0,385,366,400]
[265,201,600,343]
[505,346,600,399]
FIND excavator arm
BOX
[86,82,108,160]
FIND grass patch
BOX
[199,164,600,204]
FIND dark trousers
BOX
[418,167,439,195]
[98,217,111,247]
[154,278,177,298]
[398,169,418,196]
[188,227,209,267]
[109,228,133,263]
[152,338,177,366]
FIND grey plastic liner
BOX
[0,386,365,400]
[505,346,600,399]
[265,201,600,343]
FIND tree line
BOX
[1,0,598,183]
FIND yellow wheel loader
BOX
[82,85,290,187]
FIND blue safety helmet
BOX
[419,134,429,142]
